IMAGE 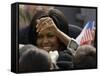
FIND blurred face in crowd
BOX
[36,27,59,52]
[25,5,54,16]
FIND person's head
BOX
[73,45,97,69]
[24,5,54,18]
[19,45,52,72]
[28,9,69,52]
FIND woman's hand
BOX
[36,17,59,34]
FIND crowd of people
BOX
[19,5,97,73]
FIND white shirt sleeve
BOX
[49,50,59,64]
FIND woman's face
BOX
[36,29,59,52]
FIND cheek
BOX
[51,38,58,44]
[36,39,42,47]
[50,37,59,47]
[36,36,59,50]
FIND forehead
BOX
[38,29,54,36]
[38,16,51,21]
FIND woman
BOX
[19,8,73,70]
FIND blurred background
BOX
[19,4,96,29]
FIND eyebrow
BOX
[47,31,54,35]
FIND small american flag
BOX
[76,21,95,45]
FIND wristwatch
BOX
[67,38,79,51]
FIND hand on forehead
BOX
[36,17,53,32]
[36,16,58,34]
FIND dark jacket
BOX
[57,49,73,70]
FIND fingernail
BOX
[37,19,40,23]
[36,29,38,32]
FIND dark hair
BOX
[19,45,52,72]
[73,45,97,69]
[28,9,69,51]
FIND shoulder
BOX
[58,50,72,61]
[57,50,73,70]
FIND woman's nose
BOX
[42,36,49,44]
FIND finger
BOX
[36,18,48,29]
[39,22,52,33]
[37,17,52,32]
[36,18,46,29]
[38,19,54,33]
[36,19,46,32]
[37,18,49,31]
[37,22,47,33]
[43,17,54,26]
[39,17,52,25]
[39,22,48,32]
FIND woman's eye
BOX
[47,33,55,37]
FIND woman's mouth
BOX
[42,46,51,51]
